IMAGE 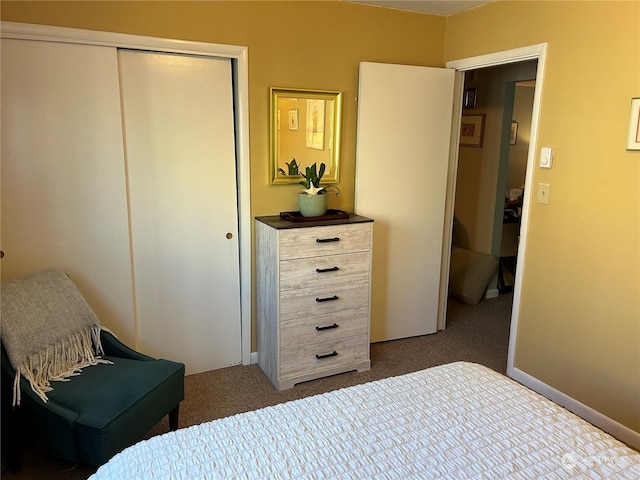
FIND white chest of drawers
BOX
[256,215,373,390]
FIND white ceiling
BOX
[348,0,494,16]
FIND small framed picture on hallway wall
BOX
[463,87,477,109]
[510,121,518,145]
[627,97,640,150]
[460,113,485,148]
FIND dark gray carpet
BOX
[2,293,512,479]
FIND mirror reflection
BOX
[270,87,342,184]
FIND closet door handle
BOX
[316,323,339,331]
[316,295,339,303]
[316,237,340,243]
[316,351,338,360]
[316,266,339,273]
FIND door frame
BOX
[1,21,253,365]
[441,43,548,377]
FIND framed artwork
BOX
[463,87,477,109]
[627,97,640,150]
[460,114,485,147]
[288,109,298,131]
[510,121,518,145]
[270,87,342,185]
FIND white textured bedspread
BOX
[90,362,640,479]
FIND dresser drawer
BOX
[279,223,371,260]
[280,333,369,378]
[280,252,370,291]
[280,283,369,320]
[280,308,369,348]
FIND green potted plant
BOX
[298,162,338,217]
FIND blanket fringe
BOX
[13,324,112,407]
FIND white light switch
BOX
[540,147,553,168]
[537,183,550,204]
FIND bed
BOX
[89,362,640,479]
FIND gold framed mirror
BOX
[270,87,342,185]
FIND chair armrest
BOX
[100,330,155,361]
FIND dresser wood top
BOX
[256,214,373,230]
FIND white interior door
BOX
[355,62,455,342]
[118,50,241,373]
[0,39,136,345]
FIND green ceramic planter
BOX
[298,192,328,217]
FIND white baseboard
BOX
[510,367,640,450]
[250,351,258,365]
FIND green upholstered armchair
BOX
[0,270,185,471]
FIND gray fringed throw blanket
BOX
[1,269,110,406]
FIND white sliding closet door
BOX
[118,50,241,373]
[0,39,136,344]
[355,62,455,342]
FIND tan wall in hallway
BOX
[455,61,537,255]
[446,1,640,431]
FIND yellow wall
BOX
[2,0,639,432]
[0,0,445,217]
[446,1,640,431]
[0,0,445,370]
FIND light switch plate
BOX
[537,183,550,204]
[540,147,553,168]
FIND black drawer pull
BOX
[316,351,338,359]
[316,237,340,243]
[316,266,339,273]
[316,323,339,331]
[316,295,339,303]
